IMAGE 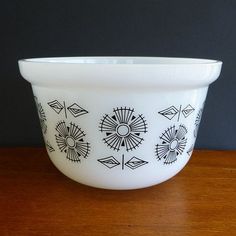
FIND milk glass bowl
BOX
[18,57,222,190]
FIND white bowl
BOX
[18,57,222,190]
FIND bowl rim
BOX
[18,56,223,89]
[18,56,222,65]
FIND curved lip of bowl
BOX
[18,56,223,89]
[18,56,222,65]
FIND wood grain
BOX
[0,148,236,236]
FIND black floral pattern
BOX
[99,107,147,151]
[156,124,188,164]
[55,121,90,162]
[194,108,203,138]
[34,97,47,134]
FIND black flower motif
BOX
[194,108,203,138]
[55,121,90,162]
[99,107,147,151]
[34,97,47,134]
[156,124,188,164]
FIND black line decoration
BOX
[158,105,179,121]
[48,100,65,115]
[97,155,148,170]
[48,100,88,118]
[67,103,88,117]
[182,104,195,118]
[99,107,147,152]
[55,121,90,162]
[121,154,125,170]
[98,156,120,169]
[46,141,55,152]
[194,108,203,138]
[125,156,148,170]
[187,144,194,156]
[158,104,195,121]
[155,124,188,164]
[34,96,47,134]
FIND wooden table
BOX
[0,148,235,236]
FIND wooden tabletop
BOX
[0,148,236,236]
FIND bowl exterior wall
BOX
[32,85,208,189]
